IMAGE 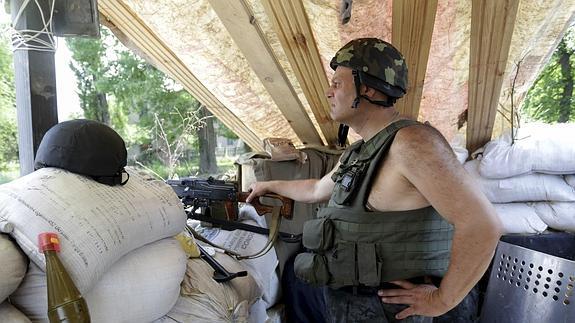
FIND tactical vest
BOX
[294,120,454,289]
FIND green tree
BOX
[522,27,575,123]
[0,23,18,171]
[67,30,111,124]
[67,26,220,177]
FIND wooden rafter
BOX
[392,0,438,119]
[467,0,519,153]
[261,0,339,146]
[98,0,263,150]
[208,0,323,146]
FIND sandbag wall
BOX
[0,167,188,322]
[0,166,284,322]
[465,123,575,234]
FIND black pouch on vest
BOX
[302,217,334,251]
[332,162,367,205]
[294,253,330,286]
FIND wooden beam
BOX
[261,0,339,146]
[10,0,58,175]
[208,0,323,146]
[98,0,263,151]
[467,0,519,153]
[392,0,438,119]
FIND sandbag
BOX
[493,203,548,234]
[159,252,260,323]
[0,301,31,323]
[464,160,575,203]
[531,202,575,232]
[196,205,281,308]
[0,167,186,293]
[566,175,575,187]
[10,238,187,323]
[0,234,27,303]
[478,123,575,178]
[451,144,468,164]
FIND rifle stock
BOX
[237,192,294,220]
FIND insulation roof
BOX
[98,0,575,152]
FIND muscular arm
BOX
[246,163,339,204]
[380,125,502,317]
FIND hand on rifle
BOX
[246,182,271,203]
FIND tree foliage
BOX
[66,27,223,178]
[522,27,575,123]
[0,23,18,170]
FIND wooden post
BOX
[10,0,58,176]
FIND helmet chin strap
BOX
[351,70,394,108]
[339,70,395,147]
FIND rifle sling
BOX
[189,212,301,243]
[186,226,241,257]
[236,205,282,260]
[187,205,283,260]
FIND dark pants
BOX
[282,256,479,323]
[282,254,328,323]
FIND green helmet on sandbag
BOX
[330,38,408,106]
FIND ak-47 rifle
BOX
[167,176,297,282]
[166,176,293,221]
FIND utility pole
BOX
[10,0,58,175]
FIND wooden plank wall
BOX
[209,0,323,145]
[392,0,438,120]
[467,0,520,153]
[261,0,339,146]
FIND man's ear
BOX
[361,84,377,98]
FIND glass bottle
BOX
[38,232,91,323]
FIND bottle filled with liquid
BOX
[38,232,91,323]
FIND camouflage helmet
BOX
[330,38,408,98]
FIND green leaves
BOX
[0,23,18,171]
[522,27,575,123]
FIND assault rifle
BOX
[166,176,293,221]
[167,176,297,282]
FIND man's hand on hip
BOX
[378,280,452,319]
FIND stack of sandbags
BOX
[156,205,282,323]
[196,205,281,309]
[0,167,188,322]
[0,233,29,323]
[156,250,260,323]
[466,123,575,233]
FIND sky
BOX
[1,3,82,121]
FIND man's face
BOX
[325,66,356,123]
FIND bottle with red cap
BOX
[38,232,91,323]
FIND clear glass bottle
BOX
[38,232,91,323]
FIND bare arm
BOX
[246,162,339,204]
[379,125,502,318]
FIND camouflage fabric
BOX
[330,38,408,98]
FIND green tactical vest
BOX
[294,120,454,289]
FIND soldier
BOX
[247,38,501,322]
